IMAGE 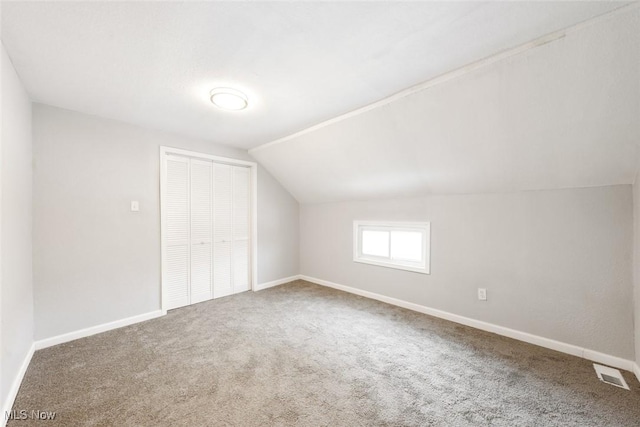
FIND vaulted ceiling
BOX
[0,1,629,150]
[251,7,640,204]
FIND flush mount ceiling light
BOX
[210,87,248,111]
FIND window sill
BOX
[353,257,430,275]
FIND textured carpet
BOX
[10,280,640,426]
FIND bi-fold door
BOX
[190,159,213,304]
[162,152,252,311]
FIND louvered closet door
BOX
[232,166,251,292]
[190,159,213,304]
[213,164,233,298]
[164,155,190,310]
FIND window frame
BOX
[353,220,431,274]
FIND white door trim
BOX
[160,146,258,311]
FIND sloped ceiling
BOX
[0,1,628,149]
[251,7,640,204]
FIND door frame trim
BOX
[160,146,258,311]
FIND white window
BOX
[353,221,430,274]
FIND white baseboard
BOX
[253,275,301,292]
[34,310,166,350]
[1,343,35,427]
[299,275,636,374]
[582,349,634,373]
[634,363,640,384]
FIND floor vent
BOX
[593,364,629,390]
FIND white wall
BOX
[1,43,33,412]
[33,104,298,340]
[634,164,640,370]
[300,185,634,360]
[258,165,299,283]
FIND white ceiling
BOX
[251,7,640,204]
[0,1,630,149]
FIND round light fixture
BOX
[210,87,248,111]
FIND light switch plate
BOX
[478,288,487,301]
[131,201,139,212]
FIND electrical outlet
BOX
[478,288,487,301]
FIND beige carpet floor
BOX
[9,280,640,426]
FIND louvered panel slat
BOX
[233,167,250,240]
[166,157,189,243]
[190,242,212,303]
[214,164,233,243]
[164,155,190,310]
[233,239,250,292]
[190,159,212,243]
[165,245,189,309]
[232,166,251,293]
[213,163,233,299]
[189,159,212,304]
[213,241,232,298]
